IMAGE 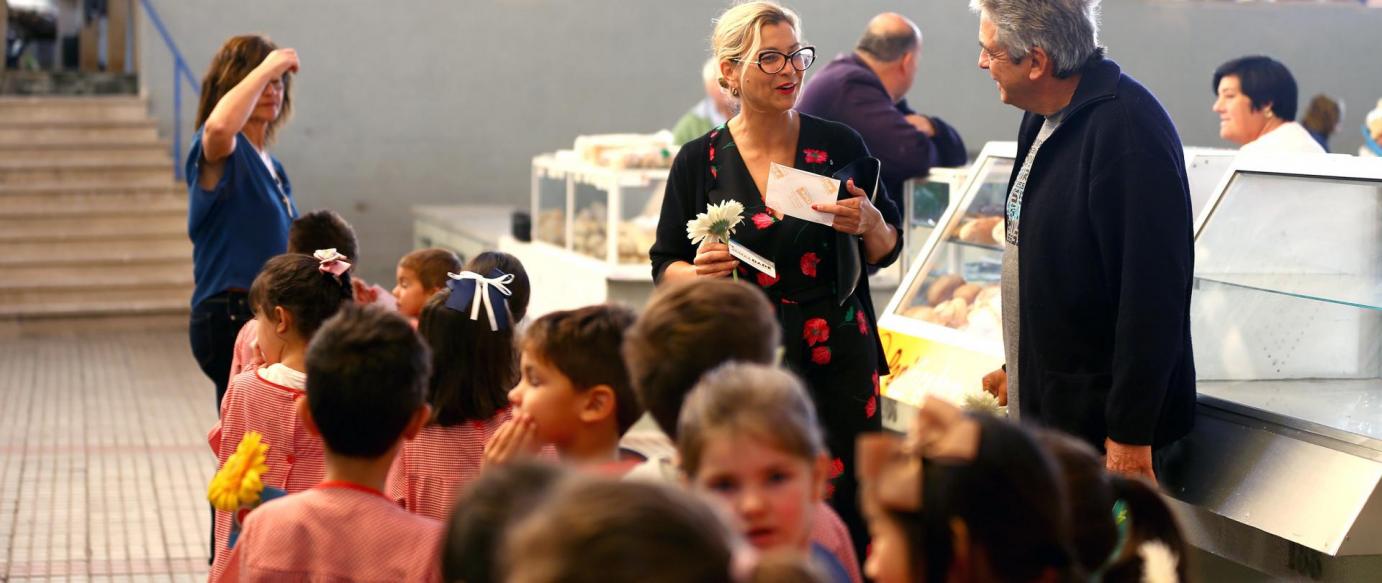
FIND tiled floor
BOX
[1,331,214,583]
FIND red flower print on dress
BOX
[829,457,845,479]
[752,212,775,230]
[709,145,716,162]
[811,346,832,365]
[804,149,829,164]
[756,272,779,288]
[858,315,869,336]
[710,166,718,179]
[803,318,830,347]
[825,482,836,500]
[867,371,881,419]
[800,252,820,278]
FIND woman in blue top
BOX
[187,35,300,411]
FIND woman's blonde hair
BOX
[196,34,293,145]
[710,1,801,91]
[677,362,826,478]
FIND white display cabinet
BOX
[1190,154,1381,438]
[531,152,669,280]
[1161,153,1382,581]
[1183,146,1236,221]
[899,166,966,277]
[875,142,1017,429]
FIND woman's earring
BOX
[731,86,741,98]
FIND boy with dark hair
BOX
[215,305,440,582]
[485,304,642,474]
[622,279,780,440]
[394,248,463,320]
[287,210,358,265]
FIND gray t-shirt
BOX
[1002,110,1064,416]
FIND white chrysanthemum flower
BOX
[1138,541,1180,583]
[687,200,746,246]
[961,388,1002,416]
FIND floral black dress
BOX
[650,114,904,560]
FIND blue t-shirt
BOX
[186,129,298,307]
[811,542,853,583]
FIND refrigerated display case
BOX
[875,142,1017,429]
[1183,146,1235,220]
[899,166,966,277]
[531,152,668,278]
[1157,153,1382,580]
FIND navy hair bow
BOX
[445,269,514,331]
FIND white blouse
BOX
[1239,121,1326,155]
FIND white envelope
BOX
[764,162,840,226]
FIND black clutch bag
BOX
[830,157,881,305]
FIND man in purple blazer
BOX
[797,13,968,209]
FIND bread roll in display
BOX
[926,274,966,306]
[957,216,1003,245]
[953,283,983,305]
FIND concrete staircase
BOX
[0,95,192,335]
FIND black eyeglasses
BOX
[736,46,816,75]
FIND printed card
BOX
[728,239,776,278]
[764,162,839,226]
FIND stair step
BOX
[0,237,192,265]
[0,190,186,217]
[0,182,184,197]
[0,309,190,338]
[0,292,192,318]
[0,160,175,185]
[0,212,186,241]
[0,182,185,200]
[0,260,191,284]
[0,120,160,144]
[0,141,173,164]
[0,261,191,287]
[0,95,150,123]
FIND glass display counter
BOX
[531,152,668,279]
[1183,147,1235,221]
[1162,153,1382,581]
[875,142,1016,428]
[900,166,966,276]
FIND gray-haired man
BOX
[972,0,1196,482]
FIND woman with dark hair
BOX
[187,35,301,411]
[1211,55,1323,154]
[857,396,1076,583]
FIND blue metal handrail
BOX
[138,0,199,180]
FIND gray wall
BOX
[139,0,1382,284]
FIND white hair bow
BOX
[445,271,515,332]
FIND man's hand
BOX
[905,114,936,137]
[981,367,1007,406]
[1105,438,1156,484]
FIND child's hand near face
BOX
[483,413,541,468]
